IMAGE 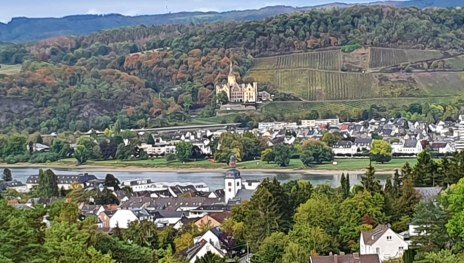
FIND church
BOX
[215,62,258,104]
[224,155,260,203]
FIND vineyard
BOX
[369,48,444,68]
[253,50,341,71]
[248,47,463,102]
[250,69,376,100]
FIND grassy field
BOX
[0,64,21,75]
[261,97,455,117]
[369,48,444,68]
[43,158,416,173]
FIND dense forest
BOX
[1,6,464,133]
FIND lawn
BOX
[51,157,416,172]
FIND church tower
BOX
[224,155,242,203]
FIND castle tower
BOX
[227,60,237,86]
[224,155,242,203]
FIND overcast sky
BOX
[0,0,389,23]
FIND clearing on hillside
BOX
[0,64,21,75]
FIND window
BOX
[376,248,380,254]
[399,247,404,251]
[387,236,392,241]
[228,188,232,192]
[228,182,232,186]
[237,182,240,186]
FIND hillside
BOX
[1,6,464,132]
[0,0,463,43]
[248,47,464,101]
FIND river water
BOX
[4,168,391,190]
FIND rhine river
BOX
[4,167,392,190]
[6,168,391,190]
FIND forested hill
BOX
[0,0,462,43]
[1,6,464,133]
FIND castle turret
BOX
[227,60,237,86]
[224,155,242,203]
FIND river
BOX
[4,168,392,190]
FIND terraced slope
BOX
[248,47,463,101]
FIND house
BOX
[301,119,340,128]
[0,179,28,193]
[152,210,188,228]
[215,61,257,104]
[310,253,381,263]
[333,141,356,156]
[360,224,408,261]
[194,211,232,230]
[26,173,98,190]
[430,142,455,154]
[183,239,225,263]
[109,208,152,229]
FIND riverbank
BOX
[0,158,417,175]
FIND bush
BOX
[166,154,176,162]
[341,44,361,53]
[4,154,30,164]
[29,152,60,163]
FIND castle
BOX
[215,62,258,104]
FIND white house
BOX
[109,209,138,229]
[360,224,408,261]
[332,141,357,156]
[183,240,225,263]
[392,139,423,155]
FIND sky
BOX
[0,0,389,23]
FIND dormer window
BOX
[387,236,392,241]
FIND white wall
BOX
[361,229,408,261]
[109,210,138,229]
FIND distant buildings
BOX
[26,173,98,191]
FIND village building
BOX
[26,173,98,191]
[215,62,258,104]
[360,224,408,261]
[224,155,260,203]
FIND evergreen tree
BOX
[401,162,414,180]
[104,174,121,190]
[2,168,12,182]
[361,162,381,195]
[413,150,438,187]
[411,201,450,252]
[340,173,350,199]
[37,169,59,198]
[146,134,155,145]
[384,177,394,197]
[393,169,403,198]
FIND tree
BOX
[411,201,450,252]
[104,174,121,190]
[2,168,12,181]
[176,141,193,163]
[195,252,224,263]
[273,144,292,167]
[217,91,228,105]
[361,162,381,195]
[240,178,290,250]
[174,232,194,253]
[36,169,59,198]
[413,150,439,187]
[254,232,289,263]
[74,145,89,165]
[421,250,464,263]
[281,242,310,263]
[283,180,313,213]
[288,225,332,255]
[123,221,158,248]
[340,173,351,199]
[261,148,275,163]
[294,195,337,237]
[370,140,392,164]
[441,178,464,247]
[321,132,340,147]
[300,139,333,166]
[3,134,27,156]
